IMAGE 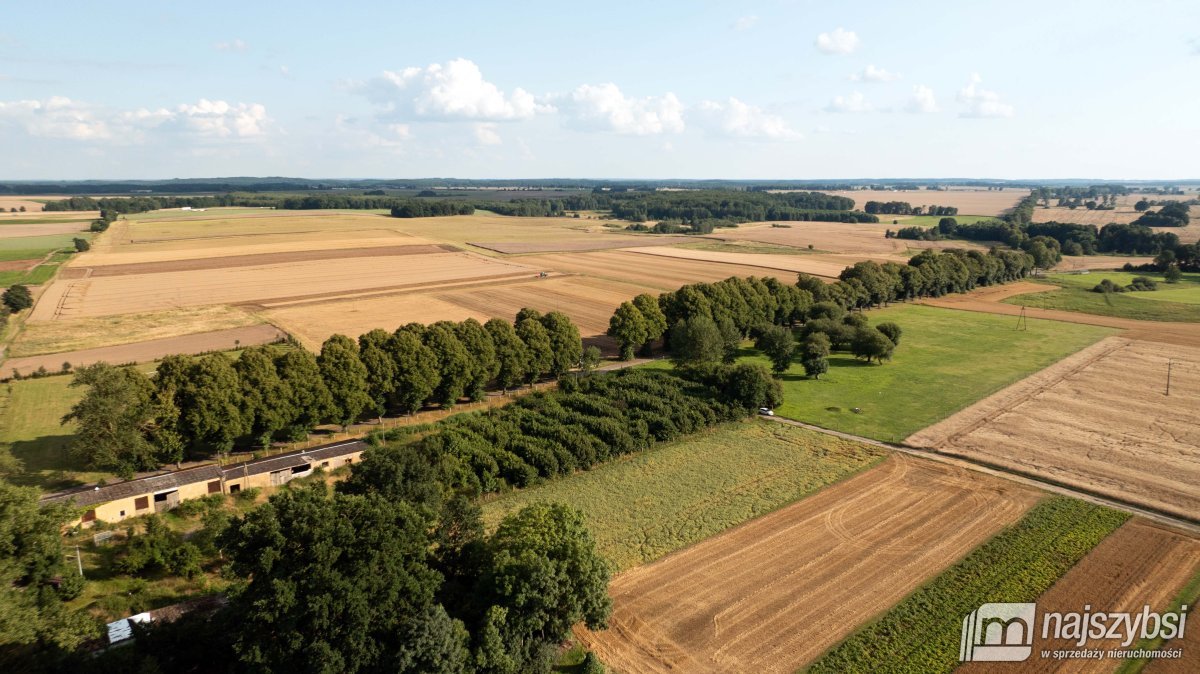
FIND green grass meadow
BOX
[1005,270,1200,321]
[642,304,1115,442]
[481,420,885,571]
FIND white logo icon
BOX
[960,603,1037,662]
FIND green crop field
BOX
[481,420,885,571]
[1006,271,1200,321]
[732,304,1115,441]
[0,232,85,260]
[0,250,76,286]
[806,497,1129,674]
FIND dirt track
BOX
[3,324,286,377]
[578,454,1039,674]
[959,519,1200,674]
[908,337,1200,521]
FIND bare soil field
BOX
[578,454,1040,674]
[822,189,1027,216]
[959,519,1200,674]
[624,246,862,278]
[715,220,987,258]
[4,324,286,378]
[30,251,534,321]
[907,337,1200,521]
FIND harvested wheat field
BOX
[1054,254,1155,271]
[469,236,694,254]
[1032,194,1198,227]
[959,519,1200,674]
[0,195,59,212]
[265,275,653,348]
[716,220,986,258]
[533,250,798,291]
[908,337,1200,521]
[0,221,91,238]
[822,188,1027,216]
[31,251,534,321]
[578,454,1040,674]
[624,246,858,278]
[4,324,286,378]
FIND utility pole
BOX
[1166,359,1173,396]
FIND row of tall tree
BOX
[864,201,958,216]
[64,311,587,477]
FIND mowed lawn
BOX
[1004,270,1200,321]
[748,304,1114,442]
[481,420,885,571]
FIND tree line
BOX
[864,201,958,216]
[64,311,591,478]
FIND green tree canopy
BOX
[631,293,668,349]
[318,334,373,428]
[607,301,648,361]
[801,332,831,380]
[274,349,335,440]
[669,316,724,365]
[62,363,166,477]
[425,323,473,408]
[233,346,290,447]
[0,479,93,651]
[2,285,33,312]
[516,318,553,386]
[851,327,896,364]
[540,311,583,379]
[220,485,465,674]
[358,329,398,419]
[179,354,247,455]
[455,319,497,402]
[484,318,528,393]
[387,331,440,415]
[755,325,795,375]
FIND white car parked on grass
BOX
[758,407,775,417]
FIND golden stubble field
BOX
[907,337,1200,520]
[578,454,1040,674]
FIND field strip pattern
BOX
[621,246,853,277]
[532,250,798,291]
[578,454,1040,674]
[31,252,535,320]
[61,244,456,277]
[908,337,1200,521]
[958,519,1200,674]
[3,324,286,377]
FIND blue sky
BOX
[1,0,1197,180]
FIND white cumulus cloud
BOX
[905,85,940,113]
[825,91,871,113]
[361,59,551,122]
[564,83,684,135]
[0,96,112,140]
[957,73,1014,118]
[694,98,801,140]
[815,28,859,54]
[850,64,900,82]
[0,96,271,143]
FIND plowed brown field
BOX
[961,519,1200,674]
[908,338,1200,521]
[578,455,1040,674]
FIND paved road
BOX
[765,415,1200,536]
